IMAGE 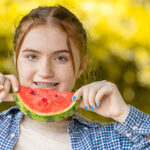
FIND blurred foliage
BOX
[0,0,150,123]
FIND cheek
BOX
[17,59,35,82]
[56,63,76,85]
[56,66,75,92]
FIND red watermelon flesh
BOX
[19,86,74,114]
[13,86,80,122]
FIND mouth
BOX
[34,82,59,89]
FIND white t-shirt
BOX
[14,115,72,150]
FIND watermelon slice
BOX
[13,86,80,122]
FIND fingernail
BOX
[85,106,88,110]
[14,87,18,92]
[95,103,98,108]
[91,106,94,111]
[72,96,76,101]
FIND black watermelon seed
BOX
[55,94,59,98]
[31,90,36,95]
[41,98,48,103]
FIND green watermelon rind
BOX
[13,92,80,122]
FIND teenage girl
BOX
[0,5,149,150]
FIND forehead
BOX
[20,25,69,53]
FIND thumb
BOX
[72,86,84,101]
[5,94,14,102]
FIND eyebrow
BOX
[22,48,70,54]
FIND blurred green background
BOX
[0,0,150,122]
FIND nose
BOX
[38,59,54,78]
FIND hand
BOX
[0,72,19,102]
[73,80,129,123]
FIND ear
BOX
[76,55,88,79]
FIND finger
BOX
[0,89,8,101]
[88,88,97,110]
[4,78,11,93]
[0,93,14,102]
[5,75,19,92]
[95,85,114,107]
[79,99,85,109]
[0,73,5,90]
[5,93,14,102]
[0,78,11,100]
[82,87,90,110]
[0,85,4,91]
[89,80,106,89]
[72,86,85,101]
[73,80,108,101]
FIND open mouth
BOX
[34,82,59,89]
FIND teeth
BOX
[35,83,58,88]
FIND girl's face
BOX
[15,25,86,92]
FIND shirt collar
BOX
[72,112,101,128]
[5,106,101,128]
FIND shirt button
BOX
[84,127,88,131]
[132,126,137,131]
[17,112,22,118]
[146,135,150,142]
[7,115,11,119]
[10,133,15,139]
[126,132,131,137]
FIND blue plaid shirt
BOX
[0,105,150,150]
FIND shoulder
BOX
[71,112,114,130]
[68,112,115,146]
[0,106,23,122]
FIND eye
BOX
[26,54,37,60]
[55,56,68,62]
